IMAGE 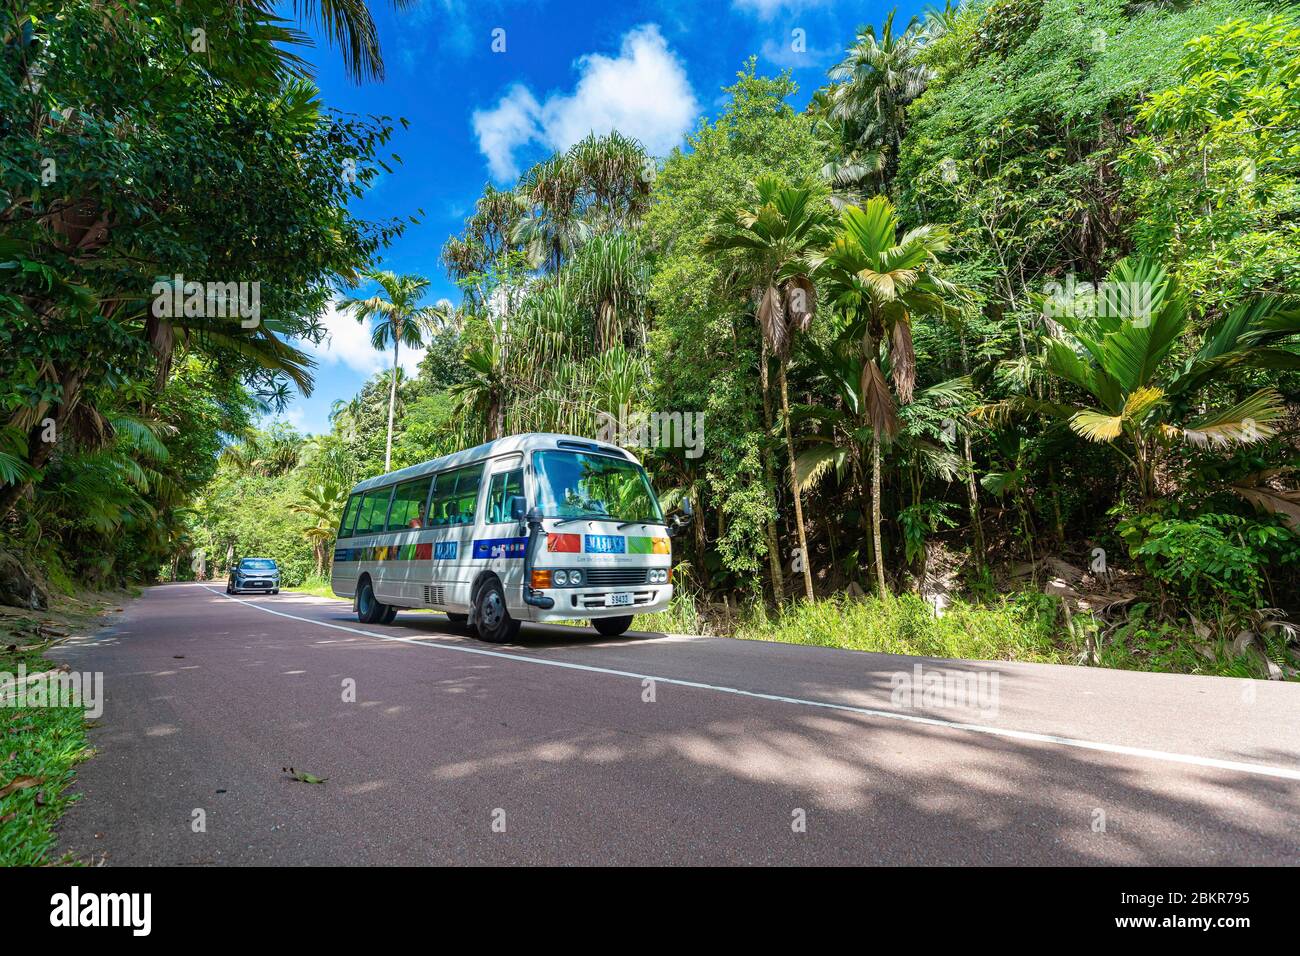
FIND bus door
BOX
[426,463,484,610]
[478,455,527,612]
[385,475,433,603]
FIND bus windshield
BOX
[533,450,664,524]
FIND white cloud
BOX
[472,85,543,181]
[472,24,700,182]
[297,300,427,379]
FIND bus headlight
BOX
[568,570,582,586]
[553,569,568,586]
[650,569,667,584]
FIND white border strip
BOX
[203,587,1300,782]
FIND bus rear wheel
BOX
[593,615,633,637]
[357,580,388,625]
[473,580,520,644]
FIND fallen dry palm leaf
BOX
[1230,470,1300,531]
[0,775,43,799]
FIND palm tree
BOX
[451,326,510,442]
[339,271,438,471]
[1028,257,1298,503]
[290,0,420,83]
[705,175,833,602]
[514,155,590,271]
[818,195,958,595]
[292,482,348,577]
[794,334,969,584]
[827,9,931,188]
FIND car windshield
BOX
[533,450,663,523]
[240,559,276,571]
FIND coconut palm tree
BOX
[338,271,439,471]
[1029,257,1299,503]
[817,195,958,595]
[705,175,833,602]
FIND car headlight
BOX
[554,570,568,585]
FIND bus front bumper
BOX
[526,584,672,622]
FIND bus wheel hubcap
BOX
[482,592,503,628]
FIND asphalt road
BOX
[55,583,1300,865]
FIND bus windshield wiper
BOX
[549,514,608,528]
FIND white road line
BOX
[201,586,1300,783]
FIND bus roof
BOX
[347,433,638,495]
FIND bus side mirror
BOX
[509,496,526,521]
[524,505,544,530]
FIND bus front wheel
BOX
[357,580,387,625]
[473,580,520,644]
[593,615,633,637]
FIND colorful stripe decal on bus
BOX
[584,534,625,554]
[472,537,528,559]
[627,536,671,555]
[333,541,459,562]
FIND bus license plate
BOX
[605,593,633,607]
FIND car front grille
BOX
[583,569,648,586]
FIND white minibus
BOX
[331,433,692,643]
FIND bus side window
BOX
[358,487,392,535]
[486,469,523,524]
[338,494,361,538]
[450,465,482,524]
[428,470,458,526]
[386,477,432,530]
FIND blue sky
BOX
[271,0,925,436]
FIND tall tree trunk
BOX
[871,432,886,597]
[958,330,985,567]
[778,364,815,601]
[385,337,399,471]
[758,339,786,604]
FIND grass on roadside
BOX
[283,575,336,600]
[0,594,111,866]
[734,591,1076,664]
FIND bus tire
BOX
[380,605,397,625]
[473,579,520,644]
[357,578,386,625]
[593,615,633,637]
